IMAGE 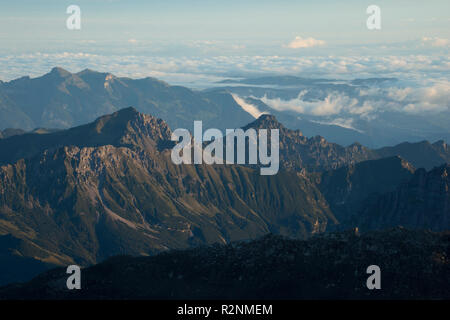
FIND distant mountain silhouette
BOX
[0,67,255,132]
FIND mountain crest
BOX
[0,107,173,165]
[49,67,71,78]
[244,114,298,133]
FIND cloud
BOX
[0,52,449,93]
[260,91,358,116]
[231,94,268,119]
[422,37,449,47]
[128,39,138,44]
[285,36,325,49]
[257,81,450,119]
[384,82,450,113]
[310,118,364,133]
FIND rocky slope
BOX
[239,114,447,172]
[0,108,336,285]
[0,108,448,286]
[317,156,416,227]
[1,228,448,300]
[356,164,450,231]
[243,114,375,172]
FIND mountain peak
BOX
[49,67,71,77]
[114,106,140,117]
[91,107,173,151]
[244,113,286,130]
[258,114,277,121]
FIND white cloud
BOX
[422,37,449,47]
[311,118,364,133]
[260,91,358,116]
[257,81,449,120]
[231,94,268,119]
[385,82,450,113]
[0,52,449,97]
[285,36,325,49]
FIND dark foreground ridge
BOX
[1,227,449,300]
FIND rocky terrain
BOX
[0,107,448,287]
[356,164,450,231]
[0,108,336,285]
[1,228,448,300]
[243,114,375,172]
[316,156,416,226]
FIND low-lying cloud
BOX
[0,52,449,87]
[258,81,450,118]
[260,91,358,116]
[231,94,268,119]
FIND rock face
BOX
[1,228,448,300]
[0,107,172,165]
[0,108,336,285]
[0,108,448,287]
[242,115,448,172]
[243,114,375,172]
[356,164,450,231]
[317,156,416,227]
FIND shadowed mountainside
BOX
[356,164,450,231]
[1,228,448,300]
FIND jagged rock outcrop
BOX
[356,164,450,231]
[0,108,336,285]
[317,156,416,227]
[243,114,375,172]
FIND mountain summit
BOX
[244,114,290,131]
[0,107,172,165]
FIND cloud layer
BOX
[1,52,448,85]
[257,81,450,119]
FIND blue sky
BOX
[0,0,449,83]
[1,1,449,52]
[0,1,448,132]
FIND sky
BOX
[0,0,449,84]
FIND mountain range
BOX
[210,75,450,147]
[0,107,449,287]
[2,68,449,148]
[0,67,254,133]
